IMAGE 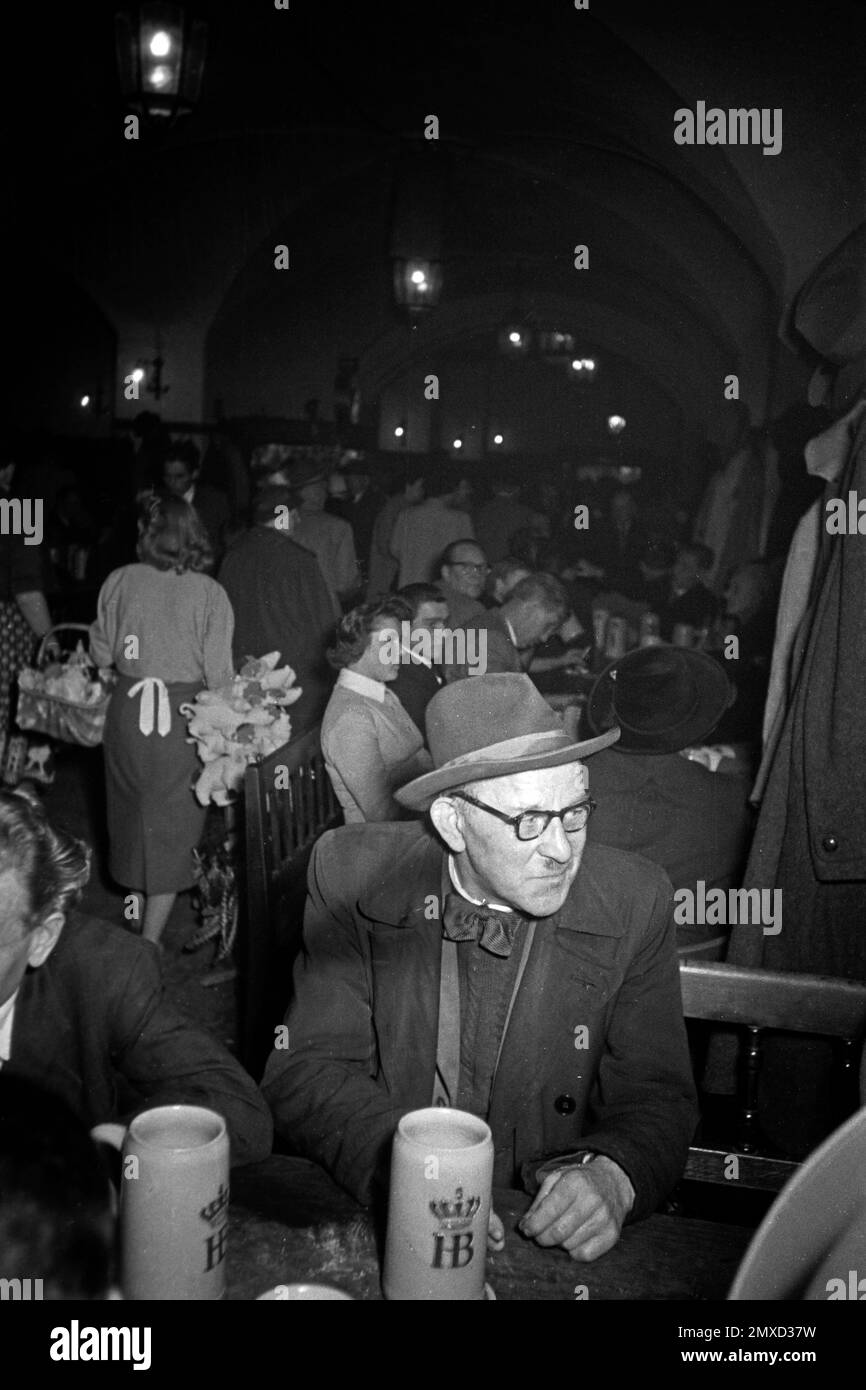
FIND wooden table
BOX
[228,1156,752,1301]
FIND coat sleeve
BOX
[524,873,698,1221]
[110,942,273,1166]
[262,834,410,1203]
[579,876,696,1219]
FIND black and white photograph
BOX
[2,0,865,1354]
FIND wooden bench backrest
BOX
[679,961,866,1192]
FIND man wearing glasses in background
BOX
[437,539,491,628]
[264,674,697,1263]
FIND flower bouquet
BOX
[180,652,302,806]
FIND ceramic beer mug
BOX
[91,1104,230,1301]
[382,1107,494,1301]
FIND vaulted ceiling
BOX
[9,0,865,480]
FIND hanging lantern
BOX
[115,4,208,124]
[389,147,449,315]
[392,258,443,313]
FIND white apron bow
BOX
[127,677,171,737]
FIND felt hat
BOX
[395,673,619,810]
[586,644,733,754]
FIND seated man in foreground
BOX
[264,674,697,1262]
[0,788,272,1167]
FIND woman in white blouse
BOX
[321,597,432,822]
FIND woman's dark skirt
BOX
[103,674,206,894]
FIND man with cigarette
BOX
[264,674,696,1263]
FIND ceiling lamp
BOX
[115,4,208,124]
[392,259,443,313]
[497,325,531,355]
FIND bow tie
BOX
[442,893,518,958]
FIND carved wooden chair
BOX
[241,726,341,1077]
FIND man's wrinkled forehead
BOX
[468,761,588,809]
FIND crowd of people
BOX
[0,419,857,1298]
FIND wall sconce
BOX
[135,355,169,400]
[115,4,208,124]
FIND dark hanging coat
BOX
[727,407,866,979]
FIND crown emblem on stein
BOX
[199,1183,230,1226]
[429,1187,481,1231]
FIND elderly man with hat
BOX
[585,645,752,957]
[289,459,360,604]
[264,674,697,1262]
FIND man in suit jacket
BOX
[219,485,341,737]
[446,572,570,681]
[0,789,272,1167]
[391,582,448,737]
[5,915,272,1167]
[163,440,231,561]
[264,675,696,1263]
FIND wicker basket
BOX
[16,624,114,748]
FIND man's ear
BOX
[26,912,65,969]
[429,796,467,854]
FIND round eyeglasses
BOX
[450,790,597,841]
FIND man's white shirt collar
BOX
[337,667,387,702]
[448,855,513,913]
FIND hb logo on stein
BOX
[429,1188,481,1269]
[200,1183,230,1272]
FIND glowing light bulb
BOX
[607,414,627,434]
[453,438,463,450]
[508,330,522,345]
[394,426,405,438]
[80,395,90,408]
[149,31,171,57]
[583,358,596,371]
[132,368,145,383]
[493,434,504,445]
[148,65,170,89]
[571,359,583,371]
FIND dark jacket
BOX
[659,583,719,640]
[219,525,340,737]
[263,824,697,1216]
[390,655,444,739]
[445,608,523,682]
[7,915,272,1166]
[730,406,866,978]
[588,750,752,943]
[191,483,232,558]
